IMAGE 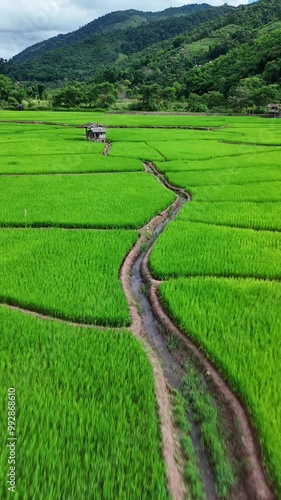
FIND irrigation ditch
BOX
[120,161,274,500]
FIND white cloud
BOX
[0,0,250,59]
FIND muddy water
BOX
[130,201,217,500]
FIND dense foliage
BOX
[1,0,280,112]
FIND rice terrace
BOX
[1,110,281,500]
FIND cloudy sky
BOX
[0,0,253,60]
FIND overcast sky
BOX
[0,0,252,60]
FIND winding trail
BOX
[132,162,274,500]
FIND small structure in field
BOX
[267,104,280,118]
[81,123,106,142]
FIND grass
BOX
[147,140,280,161]
[164,165,281,187]
[158,277,281,495]
[0,306,168,499]
[110,142,164,161]
[172,390,205,500]
[187,181,281,202]
[0,128,105,156]
[0,172,175,228]
[0,154,143,175]
[177,202,281,231]
[149,221,281,280]
[182,362,236,498]
[0,229,137,326]
[155,150,281,173]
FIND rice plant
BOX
[0,306,168,499]
[0,173,175,228]
[149,221,281,280]
[158,277,281,495]
[0,229,138,326]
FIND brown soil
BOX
[1,303,128,332]
[120,198,187,500]
[141,245,274,500]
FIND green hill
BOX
[2,4,233,82]
[0,0,280,112]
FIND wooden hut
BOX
[82,123,106,142]
[267,104,280,118]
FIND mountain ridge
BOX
[11,4,212,64]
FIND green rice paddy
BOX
[150,221,281,280]
[158,277,281,493]
[1,110,281,496]
[0,229,137,326]
[178,202,281,231]
[0,306,168,499]
[0,172,174,228]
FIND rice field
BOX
[109,141,165,161]
[149,221,281,280]
[158,277,281,492]
[155,150,281,173]
[0,306,168,498]
[187,180,281,202]
[0,110,236,127]
[164,165,281,187]
[147,140,280,161]
[178,202,281,231]
[0,127,105,156]
[0,173,175,228]
[0,154,143,175]
[145,113,281,494]
[0,229,137,326]
[1,111,281,496]
[107,127,240,143]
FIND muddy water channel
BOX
[128,163,273,500]
[131,199,217,499]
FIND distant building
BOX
[267,104,280,118]
[81,123,106,142]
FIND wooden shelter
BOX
[81,123,106,142]
[267,104,280,118]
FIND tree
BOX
[87,82,117,109]
[203,91,226,110]
[52,84,85,108]
[137,84,162,111]
[187,93,208,112]
[0,75,13,101]
[228,86,253,112]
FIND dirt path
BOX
[103,140,112,156]
[134,162,274,500]
[1,303,128,332]
[120,198,186,500]
[0,119,231,130]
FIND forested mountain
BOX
[11,4,212,64]
[106,0,281,95]
[2,4,233,82]
[0,0,280,113]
